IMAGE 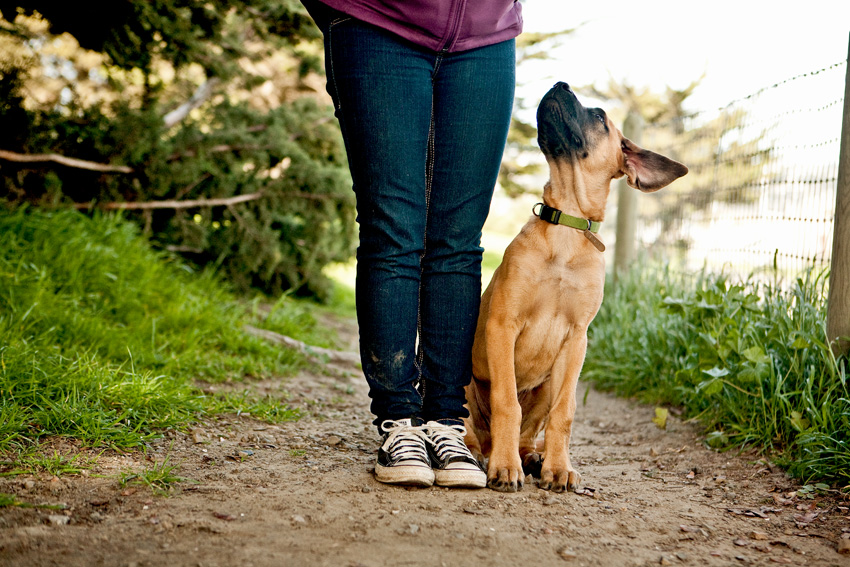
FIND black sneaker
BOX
[375,419,435,487]
[424,421,487,488]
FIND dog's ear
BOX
[620,138,688,192]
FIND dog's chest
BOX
[510,260,603,384]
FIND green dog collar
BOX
[533,203,601,233]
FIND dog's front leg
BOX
[485,317,524,492]
[540,333,586,492]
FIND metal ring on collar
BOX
[532,202,544,217]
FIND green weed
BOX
[585,262,849,485]
[119,457,188,495]
[0,451,92,477]
[0,493,66,510]
[796,483,831,499]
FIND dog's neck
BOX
[542,158,610,222]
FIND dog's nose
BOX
[557,82,573,94]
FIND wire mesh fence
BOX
[634,60,847,282]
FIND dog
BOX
[463,82,688,492]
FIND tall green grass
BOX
[0,208,320,455]
[584,264,849,485]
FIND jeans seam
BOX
[326,17,352,112]
[416,56,443,407]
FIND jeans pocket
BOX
[329,16,353,29]
[325,16,356,112]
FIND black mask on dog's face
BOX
[537,82,608,160]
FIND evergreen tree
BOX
[0,1,353,298]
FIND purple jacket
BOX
[316,0,522,53]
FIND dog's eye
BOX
[595,113,605,125]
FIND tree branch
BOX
[243,324,361,368]
[162,78,221,129]
[0,149,133,173]
[73,192,265,211]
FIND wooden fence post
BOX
[614,111,644,281]
[827,32,850,357]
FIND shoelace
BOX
[423,421,472,462]
[380,420,431,463]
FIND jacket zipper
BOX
[438,0,466,53]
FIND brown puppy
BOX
[464,82,688,492]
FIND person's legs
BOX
[307,0,514,487]
[418,39,516,424]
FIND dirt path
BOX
[2,313,849,567]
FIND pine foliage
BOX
[0,1,355,298]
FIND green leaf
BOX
[702,367,730,378]
[789,411,810,432]
[705,431,728,448]
[789,336,810,350]
[736,367,760,383]
[697,378,724,395]
[741,346,770,365]
[661,297,688,313]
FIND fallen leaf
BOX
[793,511,820,525]
[749,531,769,540]
[679,525,702,533]
[771,493,794,506]
[213,512,237,521]
[838,539,850,555]
[652,407,668,430]
[686,470,696,480]
[573,486,596,498]
[733,538,749,547]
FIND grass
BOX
[0,492,66,509]
[0,207,340,467]
[0,451,93,477]
[584,262,849,485]
[119,456,188,495]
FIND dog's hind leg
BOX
[517,382,550,478]
[463,380,492,463]
[539,334,586,492]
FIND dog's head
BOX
[537,82,687,192]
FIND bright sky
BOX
[520,0,850,112]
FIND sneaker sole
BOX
[434,469,487,489]
[375,463,435,487]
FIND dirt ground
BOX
[2,313,850,567]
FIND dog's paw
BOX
[487,470,523,492]
[521,452,543,478]
[487,458,524,492]
[539,467,581,493]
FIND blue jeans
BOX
[305,1,515,426]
